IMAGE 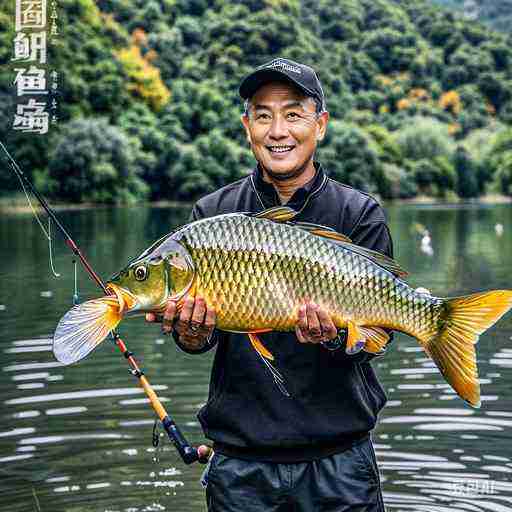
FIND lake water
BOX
[1,202,512,512]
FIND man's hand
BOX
[197,444,213,464]
[145,296,216,351]
[295,302,338,344]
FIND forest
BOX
[2,0,512,204]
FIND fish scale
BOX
[180,213,440,339]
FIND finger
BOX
[191,296,206,327]
[147,312,164,323]
[204,306,217,332]
[162,300,177,334]
[180,334,207,349]
[297,304,308,333]
[179,296,195,324]
[306,302,321,337]
[295,325,307,344]
[316,307,337,340]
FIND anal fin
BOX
[346,320,365,355]
[248,333,290,397]
[360,326,390,354]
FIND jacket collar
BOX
[251,162,326,209]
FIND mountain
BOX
[1,0,512,202]
[430,0,512,32]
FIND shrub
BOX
[380,163,417,199]
[454,146,479,198]
[493,151,512,196]
[321,121,382,193]
[48,118,149,204]
[395,116,455,162]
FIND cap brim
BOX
[239,69,317,101]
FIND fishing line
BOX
[13,162,50,239]
[1,142,200,466]
[48,218,61,278]
[8,149,61,278]
[72,259,79,305]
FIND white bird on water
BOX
[495,223,504,237]
[420,230,434,257]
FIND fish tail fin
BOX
[425,290,512,408]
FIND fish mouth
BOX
[105,283,139,314]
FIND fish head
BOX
[106,236,195,315]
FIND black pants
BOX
[205,437,385,511]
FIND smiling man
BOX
[150,58,393,511]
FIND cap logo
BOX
[266,60,302,74]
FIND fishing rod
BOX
[1,142,199,465]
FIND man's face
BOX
[241,81,329,181]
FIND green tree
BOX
[48,118,148,203]
[454,146,479,197]
[321,121,383,193]
[395,116,455,162]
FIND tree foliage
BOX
[2,0,512,203]
[48,118,149,203]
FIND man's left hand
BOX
[295,302,338,344]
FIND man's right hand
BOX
[145,296,216,351]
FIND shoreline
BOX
[1,195,511,214]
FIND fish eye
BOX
[134,265,148,281]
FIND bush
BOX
[170,129,254,200]
[408,156,456,196]
[462,126,505,193]
[454,146,479,198]
[380,163,417,199]
[395,116,455,162]
[320,120,382,194]
[48,118,149,204]
[494,151,512,196]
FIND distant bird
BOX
[495,223,504,237]
[420,230,434,257]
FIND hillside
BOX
[430,0,512,32]
[2,0,512,203]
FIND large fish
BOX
[53,207,512,407]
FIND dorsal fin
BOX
[291,220,407,278]
[251,207,408,279]
[252,206,298,222]
[292,221,352,243]
[294,221,407,278]
[336,242,408,278]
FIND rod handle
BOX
[162,417,199,464]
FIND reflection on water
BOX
[1,203,512,511]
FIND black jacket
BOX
[175,163,394,462]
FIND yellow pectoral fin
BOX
[346,320,365,355]
[53,296,123,365]
[248,332,274,360]
[360,327,391,354]
[247,333,290,397]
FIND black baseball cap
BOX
[239,58,326,111]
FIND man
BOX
[148,58,392,511]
